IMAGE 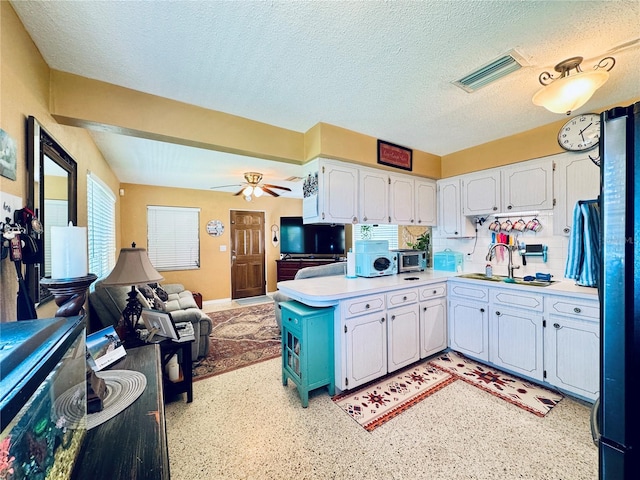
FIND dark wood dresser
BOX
[276,258,341,282]
[72,344,169,480]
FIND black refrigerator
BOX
[598,101,640,479]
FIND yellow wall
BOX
[119,183,302,299]
[0,2,120,322]
[49,72,441,178]
[441,97,640,178]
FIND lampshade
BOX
[253,186,264,197]
[243,185,254,196]
[532,70,609,114]
[532,56,615,115]
[102,247,164,286]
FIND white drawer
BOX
[547,296,599,320]
[387,288,419,308]
[490,289,544,312]
[341,294,385,318]
[448,282,489,302]
[419,283,447,301]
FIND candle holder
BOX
[40,274,98,317]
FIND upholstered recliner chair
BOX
[88,280,213,360]
[272,262,347,330]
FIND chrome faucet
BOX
[486,243,520,279]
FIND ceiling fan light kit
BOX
[532,56,615,115]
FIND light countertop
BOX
[276,269,598,307]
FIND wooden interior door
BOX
[230,210,265,299]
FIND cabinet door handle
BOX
[554,323,561,329]
[403,296,407,301]
[563,227,571,234]
[380,317,385,323]
[433,290,437,294]
[365,304,370,309]
[363,216,368,222]
[492,206,498,211]
[418,219,422,224]
[507,205,513,210]
[574,307,582,313]
[480,308,485,313]
[495,311,501,316]
[391,315,396,320]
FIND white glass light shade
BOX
[244,195,253,202]
[532,70,609,114]
[253,186,264,197]
[243,186,253,196]
[102,247,164,286]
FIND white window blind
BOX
[352,224,399,249]
[147,206,200,271]
[87,173,116,284]
[43,199,69,277]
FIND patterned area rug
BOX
[429,350,563,417]
[193,303,281,382]
[332,362,455,432]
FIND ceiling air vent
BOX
[453,49,528,93]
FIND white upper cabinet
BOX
[460,158,554,216]
[359,167,389,224]
[414,178,437,226]
[303,159,359,224]
[553,152,600,236]
[389,174,415,225]
[461,170,501,215]
[501,159,554,212]
[436,177,476,238]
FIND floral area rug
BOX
[193,303,281,382]
[429,350,563,417]
[332,362,455,432]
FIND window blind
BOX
[87,173,116,284]
[147,206,200,271]
[352,224,399,249]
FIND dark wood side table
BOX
[71,344,170,480]
[159,334,195,403]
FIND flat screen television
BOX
[280,216,345,257]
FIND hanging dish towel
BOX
[564,200,600,287]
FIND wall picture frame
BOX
[377,139,412,171]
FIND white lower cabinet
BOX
[344,312,388,390]
[448,283,489,362]
[489,289,544,381]
[387,303,420,372]
[544,296,600,401]
[448,280,600,402]
[420,298,447,358]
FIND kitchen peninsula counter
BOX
[276,270,597,307]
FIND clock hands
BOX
[578,122,594,142]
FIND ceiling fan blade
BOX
[233,188,245,196]
[262,186,280,197]
[263,183,292,192]
[210,183,242,190]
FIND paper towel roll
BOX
[51,222,88,279]
[346,251,356,278]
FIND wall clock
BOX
[558,113,601,152]
[206,220,224,236]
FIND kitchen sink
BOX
[456,272,556,287]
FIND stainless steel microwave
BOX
[392,249,427,273]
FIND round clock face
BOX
[206,220,224,236]
[558,113,601,152]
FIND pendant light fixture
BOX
[532,56,615,115]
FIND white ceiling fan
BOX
[211,172,292,201]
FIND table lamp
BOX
[102,243,163,344]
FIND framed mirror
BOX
[26,116,78,305]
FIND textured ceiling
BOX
[10,0,640,195]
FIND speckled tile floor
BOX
[165,356,598,480]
